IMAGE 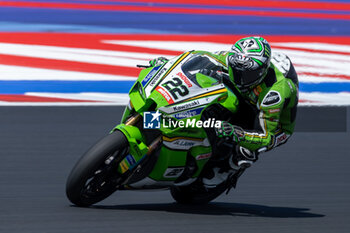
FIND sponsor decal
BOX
[177,72,192,87]
[159,94,221,114]
[261,91,281,107]
[268,108,281,114]
[253,85,263,96]
[163,167,185,178]
[173,107,204,119]
[145,66,168,96]
[126,154,136,166]
[141,66,160,87]
[149,67,167,87]
[196,152,212,160]
[269,117,279,122]
[120,160,129,173]
[174,140,195,147]
[173,100,200,112]
[275,133,288,147]
[253,89,259,96]
[163,137,210,150]
[143,110,161,129]
[156,86,174,104]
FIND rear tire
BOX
[170,182,228,204]
[66,131,128,207]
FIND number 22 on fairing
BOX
[162,77,189,100]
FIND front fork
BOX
[118,112,162,155]
[112,112,162,175]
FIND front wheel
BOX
[66,130,128,207]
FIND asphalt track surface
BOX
[1,106,349,233]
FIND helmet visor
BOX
[232,67,264,89]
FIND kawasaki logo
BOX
[173,100,200,112]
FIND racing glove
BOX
[199,69,225,80]
[149,57,169,67]
[215,121,245,143]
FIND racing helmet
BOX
[227,36,271,92]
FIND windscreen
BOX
[181,55,224,80]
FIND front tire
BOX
[66,130,128,207]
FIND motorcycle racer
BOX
[149,36,299,187]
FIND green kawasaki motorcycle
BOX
[66,52,246,207]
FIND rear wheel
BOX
[66,131,128,207]
[170,181,228,204]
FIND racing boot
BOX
[202,154,240,188]
[202,146,257,188]
[234,146,257,168]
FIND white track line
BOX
[0,65,137,80]
[0,43,171,67]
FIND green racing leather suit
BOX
[192,50,299,153]
[150,50,299,153]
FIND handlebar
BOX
[136,64,152,68]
